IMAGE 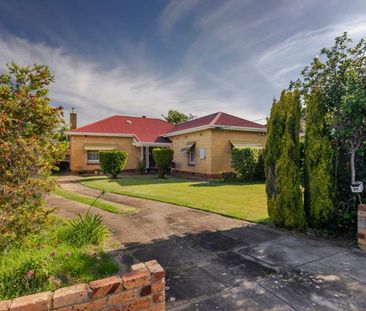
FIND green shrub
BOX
[60,213,109,247]
[304,88,335,228]
[99,150,128,178]
[232,147,262,180]
[265,89,306,230]
[253,149,265,180]
[220,171,237,182]
[152,148,174,178]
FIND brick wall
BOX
[0,260,165,311]
[69,135,140,173]
[358,204,366,251]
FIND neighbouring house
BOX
[66,111,266,178]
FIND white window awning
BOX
[230,140,261,148]
[84,145,117,151]
[180,141,195,152]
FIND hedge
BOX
[99,150,128,178]
[152,148,174,178]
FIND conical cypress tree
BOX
[265,89,306,229]
[304,88,334,228]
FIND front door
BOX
[143,146,156,171]
[148,147,156,168]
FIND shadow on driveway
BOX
[118,226,366,311]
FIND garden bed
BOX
[0,216,118,300]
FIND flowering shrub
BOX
[0,64,67,250]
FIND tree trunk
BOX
[350,148,356,184]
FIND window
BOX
[87,150,99,163]
[188,147,195,165]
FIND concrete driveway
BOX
[48,176,366,310]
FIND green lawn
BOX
[53,187,137,215]
[80,175,269,223]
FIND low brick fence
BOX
[358,204,366,250]
[0,260,165,311]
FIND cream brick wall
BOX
[69,135,140,172]
[211,129,266,174]
[170,129,266,176]
[170,129,213,175]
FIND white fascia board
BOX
[162,125,266,137]
[65,131,135,138]
[162,125,213,137]
[221,126,267,133]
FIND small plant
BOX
[152,148,174,178]
[138,160,145,174]
[99,150,128,178]
[220,171,237,182]
[61,213,109,247]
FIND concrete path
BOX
[48,175,366,310]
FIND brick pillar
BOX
[358,204,366,250]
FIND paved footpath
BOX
[47,175,366,310]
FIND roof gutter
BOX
[162,125,266,137]
[132,142,172,147]
[65,131,135,138]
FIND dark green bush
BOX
[232,147,262,180]
[265,89,306,230]
[152,148,174,178]
[304,88,335,228]
[253,149,265,180]
[99,150,128,178]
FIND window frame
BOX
[87,150,100,164]
[188,146,196,166]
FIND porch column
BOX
[145,146,150,170]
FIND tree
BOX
[265,89,306,229]
[299,33,366,234]
[304,88,335,227]
[0,63,67,249]
[301,33,366,191]
[162,110,195,124]
[152,148,173,178]
[99,150,128,178]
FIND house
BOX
[66,111,266,178]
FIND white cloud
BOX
[158,0,200,37]
[0,34,264,127]
[256,16,366,87]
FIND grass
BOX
[0,216,118,300]
[80,175,269,223]
[53,187,137,215]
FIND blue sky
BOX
[1,0,366,126]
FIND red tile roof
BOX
[70,115,174,143]
[165,112,266,134]
[70,112,265,142]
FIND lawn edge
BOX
[52,188,137,215]
[79,180,270,224]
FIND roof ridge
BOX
[209,111,223,125]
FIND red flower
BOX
[26,270,34,279]
[50,251,56,257]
